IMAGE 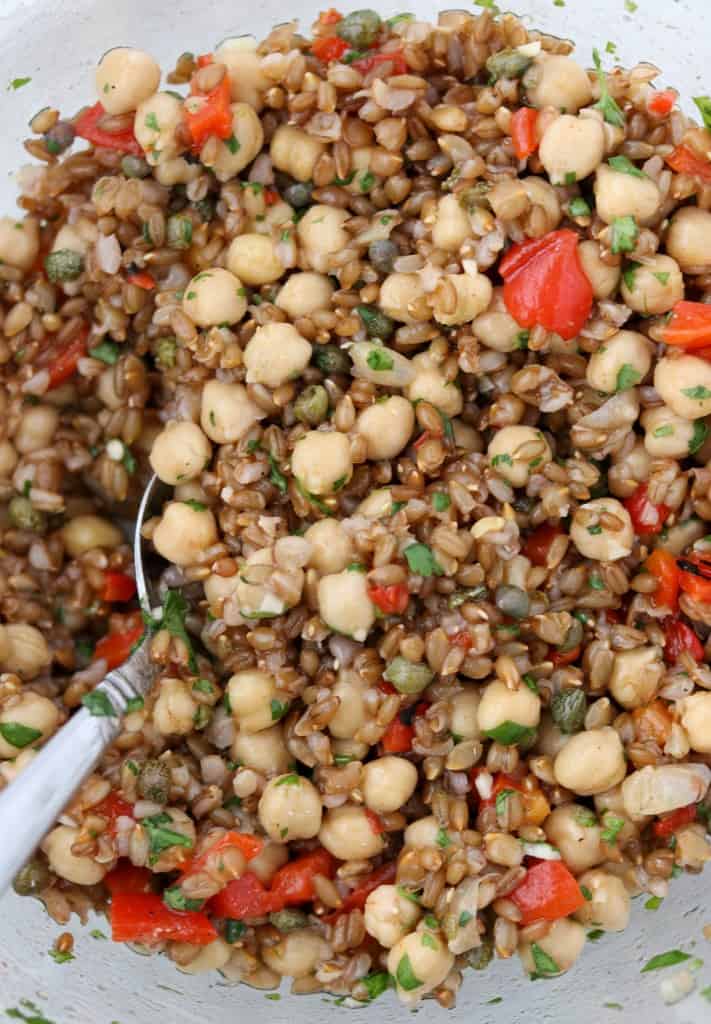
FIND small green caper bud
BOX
[8,496,47,533]
[312,344,351,376]
[137,758,171,803]
[294,384,329,426]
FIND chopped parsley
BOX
[182,499,207,511]
[522,673,539,694]
[491,453,513,467]
[271,698,289,722]
[436,827,451,849]
[359,972,391,1002]
[459,911,474,927]
[8,77,32,90]
[587,929,604,942]
[193,678,214,694]
[580,885,593,901]
[395,952,423,991]
[125,696,144,714]
[616,363,641,391]
[275,773,300,786]
[592,48,625,127]
[0,722,42,748]
[564,171,577,185]
[484,721,536,746]
[144,112,160,132]
[225,134,240,154]
[268,454,288,494]
[690,421,709,454]
[530,943,560,978]
[601,815,625,845]
[366,348,394,371]
[163,887,204,912]
[574,807,597,827]
[653,424,674,437]
[403,542,444,577]
[48,948,74,964]
[644,896,663,910]
[143,590,197,671]
[653,271,670,285]
[432,492,451,512]
[88,340,120,364]
[610,215,638,254]
[569,197,591,217]
[624,0,637,11]
[622,262,639,290]
[495,788,516,816]
[693,96,711,131]
[397,886,422,905]
[682,386,711,400]
[141,812,194,864]
[589,573,605,590]
[641,950,691,973]
[608,155,644,177]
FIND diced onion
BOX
[659,970,695,1005]
[520,841,561,860]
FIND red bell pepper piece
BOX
[664,618,704,663]
[180,831,263,884]
[510,107,539,160]
[365,809,385,834]
[41,323,90,390]
[352,51,408,75]
[652,803,697,837]
[264,187,280,206]
[209,872,284,919]
[645,548,679,611]
[678,551,711,604]
[623,482,671,536]
[451,630,474,650]
[550,645,581,667]
[510,860,586,925]
[378,679,398,695]
[196,53,213,68]
[93,613,145,671]
[185,75,233,149]
[368,583,409,614]
[111,891,218,945]
[93,792,134,836]
[74,102,143,156]
[380,716,414,753]
[523,523,564,566]
[101,572,137,604]
[663,301,711,350]
[311,35,350,62]
[499,229,593,341]
[127,271,156,290]
[666,144,711,184]
[329,862,397,918]
[105,861,152,895]
[477,772,524,809]
[647,89,677,118]
[271,848,336,906]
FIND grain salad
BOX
[2,5,711,1009]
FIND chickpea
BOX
[215,37,270,110]
[609,646,664,710]
[379,273,428,325]
[654,355,711,420]
[569,498,633,561]
[406,352,463,418]
[578,240,621,300]
[518,918,586,977]
[608,438,651,499]
[153,157,201,187]
[243,323,312,389]
[543,803,605,874]
[539,115,605,186]
[585,329,652,393]
[204,103,263,182]
[403,815,442,849]
[96,47,161,114]
[477,679,541,736]
[305,519,355,575]
[200,380,265,443]
[553,727,626,796]
[365,884,422,949]
[593,163,662,225]
[356,396,415,461]
[149,421,211,485]
[291,430,352,495]
[432,273,493,326]
[51,222,93,257]
[152,501,218,566]
[183,267,247,329]
[679,692,711,753]
[42,825,108,885]
[450,689,482,740]
[15,405,59,455]
[258,773,323,842]
[232,724,291,775]
[487,425,551,488]
[431,194,471,251]
[176,938,232,975]
[388,930,455,1006]
[620,254,683,315]
[665,207,711,271]
[524,54,593,113]
[641,405,699,459]
[152,678,198,736]
[227,669,286,734]
[134,92,182,165]
[0,441,18,478]
[275,272,334,318]
[226,233,284,286]
[522,177,562,230]
[327,669,368,739]
[473,304,528,353]
[357,488,395,518]
[297,205,350,271]
[0,692,59,757]
[61,515,122,557]
[319,804,385,860]
[0,216,40,271]
[203,572,239,615]
[362,756,418,813]
[319,569,375,642]
[262,929,330,978]
[270,125,326,183]
[235,546,300,619]
[1,625,50,679]
[574,869,631,932]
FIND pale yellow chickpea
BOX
[388,930,455,1006]
[450,689,482,740]
[318,569,375,642]
[243,323,311,389]
[96,47,161,114]
[406,352,463,418]
[620,254,683,315]
[175,938,232,975]
[1,625,49,679]
[0,216,40,271]
[654,355,711,420]
[227,669,285,734]
[42,825,108,885]
[153,157,201,187]
[356,396,415,461]
[578,240,621,300]
[153,678,198,736]
[262,929,330,978]
[61,515,122,557]
[404,815,441,849]
[379,273,428,325]
[431,193,471,251]
[297,205,350,271]
[641,405,699,459]
[152,501,218,566]
[258,773,323,842]
[200,380,265,443]
[319,805,385,860]
[203,571,239,615]
[215,37,270,110]
[679,692,711,753]
[0,692,59,757]
[275,272,334,318]
[231,724,291,775]
[539,115,605,186]
[665,207,711,271]
[362,756,418,813]
[270,125,326,183]
[524,54,593,113]
[183,267,247,328]
[327,670,368,740]
[570,498,633,561]
[477,679,541,736]
[473,305,528,353]
[553,727,626,796]
[364,884,422,949]
[543,803,605,874]
[522,177,562,229]
[15,405,59,454]
[134,92,182,165]
[226,233,284,286]
[204,103,264,182]
[305,519,355,575]
[608,439,651,499]
[149,421,211,485]
[574,869,631,932]
[594,163,661,225]
[487,425,551,488]
[432,273,493,326]
[609,646,664,709]
[585,329,652,393]
[291,430,352,495]
[519,918,586,977]
[235,546,299,619]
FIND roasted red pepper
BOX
[368,583,409,614]
[180,831,263,883]
[365,809,385,834]
[647,89,677,117]
[510,860,586,925]
[476,772,524,810]
[550,645,581,667]
[623,482,671,536]
[523,523,564,566]
[271,848,336,905]
[499,229,593,341]
[380,716,414,753]
[93,613,145,671]
[209,872,283,919]
[74,102,143,155]
[111,891,218,945]
[101,572,137,604]
[40,322,90,390]
[127,271,156,290]
[352,50,408,75]
[652,803,697,837]
[666,144,711,184]
[663,301,711,350]
[663,618,703,663]
[311,35,350,61]
[104,862,152,895]
[645,548,679,611]
[510,107,539,160]
[185,75,233,149]
[678,551,711,604]
[93,792,134,836]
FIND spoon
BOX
[0,474,164,897]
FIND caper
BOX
[44,249,84,283]
[551,688,587,735]
[557,617,584,652]
[155,336,178,369]
[382,656,433,694]
[494,584,530,620]
[467,934,494,971]
[368,239,398,275]
[312,344,350,375]
[121,154,151,179]
[356,304,395,340]
[137,758,171,803]
[192,196,216,222]
[485,48,534,83]
[166,214,194,250]
[337,9,382,48]
[269,908,309,932]
[294,384,329,426]
[8,496,46,533]
[44,120,75,156]
[283,181,313,209]
[13,857,51,897]
[459,182,491,214]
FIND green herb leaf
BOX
[225,919,246,943]
[432,492,451,512]
[436,827,451,849]
[360,170,375,192]
[474,0,500,11]
[294,477,334,517]
[88,340,120,364]
[268,454,288,494]
[622,261,640,290]
[580,885,593,901]
[641,950,691,973]
[397,885,422,905]
[653,271,670,285]
[0,722,42,748]
[624,0,637,12]
[9,77,32,90]
[360,972,391,1002]
[334,753,354,765]
[275,773,300,786]
[608,155,644,177]
[332,474,348,492]
[346,562,365,572]
[587,929,604,942]
[145,112,160,132]
[495,788,516,816]
[589,573,605,590]
[81,690,116,718]
[125,696,144,713]
[90,929,107,939]
[225,134,240,154]
[396,952,423,992]
[142,813,193,863]
[587,524,603,535]
[530,943,560,978]
[693,96,711,131]
[403,543,444,578]
[487,997,503,1005]
[271,698,289,722]
[601,814,625,845]
[700,985,711,1003]
[653,424,674,438]
[592,49,625,127]
[689,420,709,454]
[644,896,663,910]
[122,448,137,475]
[574,807,597,827]
[610,215,638,254]
[182,499,207,511]
[604,1003,623,1010]
[459,911,474,927]
[569,197,591,217]
[366,348,394,371]
[152,590,197,672]
[522,673,539,694]
[163,886,205,912]
[564,171,577,185]
[491,453,513,467]
[49,949,75,964]
[616,363,642,391]
[682,386,711,400]
[484,721,536,746]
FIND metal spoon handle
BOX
[0,640,154,896]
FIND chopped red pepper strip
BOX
[664,617,704,663]
[509,860,586,925]
[74,102,143,156]
[311,35,350,62]
[510,107,539,160]
[196,53,213,68]
[380,716,414,754]
[677,551,711,604]
[180,831,263,884]
[104,861,152,895]
[523,523,564,567]
[127,271,156,290]
[93,792,134,836]
[39,322,90,390]
[652,803,697,837]
[185,75,233,149]
[111,891,218,945]
[623,482,671,536]
[92,613,145,670]
[662,301,711,350]
[365,809,385,834]
[101,571,137,604]
[352,51,408,75]
[647,89,677,117]
[665,144,711,184]
[368,583,409,614]
[645,548,679,611]
[271,848,336,905]
[209,872,284,919]
[550,645,581,667]
[451,630,474,650]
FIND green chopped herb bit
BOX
[474,0,501,11]
[608,155,644,177]
[366,347,394,371]
[564,171,577,185]
[459,911,474,927]
[484,721,536,746]
[163,886,204,912]
[403,542,444,577]
[601,814,625,845]
[266,453,288,494]
[9,77,32,90]
[360,170,375,192]
[682,385,711,401]
[436,827,451,849]
[143,590,197,671]
[693,96,711,131]
[641,950,691,972]
[587,929,604,942]
[359,972,391,1001]
[90,928,107,939]
[522,673,539,694]
[587,524,603,535]
[142,812,194,864]
[689,421,709,454]
[592,48,625,127]
[589,573,605,590]
[333,753,354,765]
[264,993,281,1001]
[81,690,116,718]
[653,271,670,285]
[432,491,451,512]
[225,919,246,943]
[653,424,674,438]
[644,895,663,910]
[491,453,513,467]
[182,499,207,512]
[700,985,711,1003]
[569,197,591,217]
[395,952,423,991]
[530,943,560,978]
[0,722,42,748]
[144,112,160,132]
[622,261,640,290]
[616,362,642,391]
[122,447,137,475]
[605,41,617,54]
[604,1003,623,1010]
[580,885,593,901]
[275,773,300,786]
[397,885,422,905]
[574,807,597,827]
[49,948,75,964]
[495,788,516,816]
[88,339,120,364]
[225,134,240,154]
[271,698,289,722]
[624,0,637,11]
[610,215,638,254]
[486,997,503,1005]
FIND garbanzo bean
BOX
[0,216,40,270]
[569,498,633,561]
[539,115,605,186]
[543,803,605,874]
[518,918,586,977]
[153,678,198,736]
[404,815,441,849]
[449,689,482,740]
[574,869,631,931]
[275,272,334,318]
[578,240,621,299]
[487,425,551,487]
[258,773,323,841]
[15,404,59,454]
[553,727,627,795]
[42,825,108,885]
[585,329,652,393]
[364,884,422,948]
[319,804,385,860]
[0,692,59,756]
[215,36,270,110]
[227,669,287,734]
[152,501,218,566]
[388,930,455,1006]
[206,103,264,182]
[2,625,51,679]
[270,125,326,183]
[477,679,541,736]
[261,929,331,978]
[379,273,428,325]
[183,267,247,328]
[406,351,463,417]
[226,233,284,285]
[328,670,369,740]
[620,254,684,314]
[232,724,292,775]
[176,938,232,975]
[61,515,122,557]
[297,204,350,271]
[594,163,662,224]
[665,206,711,271]
[149,420,212,485]
[679,692,711,753]
[432,272,493,326]
[609,646,664,709]
[134,92,183,165]
[356,396,415,460]
[641,405,700,459]
[200,380,265,443]
[318,569,375,642]
[431,193,472,251]
[654,355,711,420]
[362,756,418,813]
[243,323,312,389]
[524,54,593,113]
[473,302,528,353]
[305,519,355,575]
[291,430,352,495]
[96,47,161,115]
